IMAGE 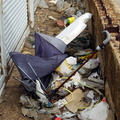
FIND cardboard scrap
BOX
[65,88,88,113]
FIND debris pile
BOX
[10,0,111,120]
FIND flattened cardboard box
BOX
[65,88,88,113]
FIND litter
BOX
[86,90,95,100]
[52,116,62,120]
[39,0,49,8]
[75,58,100,76]
[22,107,38,120]
[11,29,111,120]
[76,10,84,17]
[66,56,77,65]
[49,0,58,4]
[60,111,76,119]
[65,88,86,113]
[88,99,109,120]
[22,50,32,55]
[55,57,76,77]
[83,58,100,69]
[27,61,47,92]
[64,7,77,17]
[10,2,112,118]
[56,0,64,9]
[20,94,40,109]
[54,99,68,109]
[64,16,76,25]
[78,98,109,120]
[49,16,65,27]
[10,32,68,94]
[50,30,111,96]
[86,80,104,90]
[35,79,48,104]
[88,72,104,84]
[56,13,92,45]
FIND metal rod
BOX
[13,76,45,96]
[18,66,36,85]
[50,51,98,95]
[27,62,47,92]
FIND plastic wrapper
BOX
[84,57,100,69]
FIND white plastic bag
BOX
[36,80,48,104]
[55,59,72,76]
[78,99,109,120]
[88,99,109,120]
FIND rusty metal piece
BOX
[105,25,119,33]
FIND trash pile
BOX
[10,0,111,120]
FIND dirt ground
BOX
[0,1,65,120]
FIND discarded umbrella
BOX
[18,66,36,85]
[27,62,47,92]
[13,76,52,105]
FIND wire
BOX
[56,77,101,109]
[62,87,74,105]
[61,77,101,94]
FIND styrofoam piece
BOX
[89,100,109,120]
[56,23,86,45]
[56,13,92,45]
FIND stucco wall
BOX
[85,0,120,118]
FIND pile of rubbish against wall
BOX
[9,0,113,120]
